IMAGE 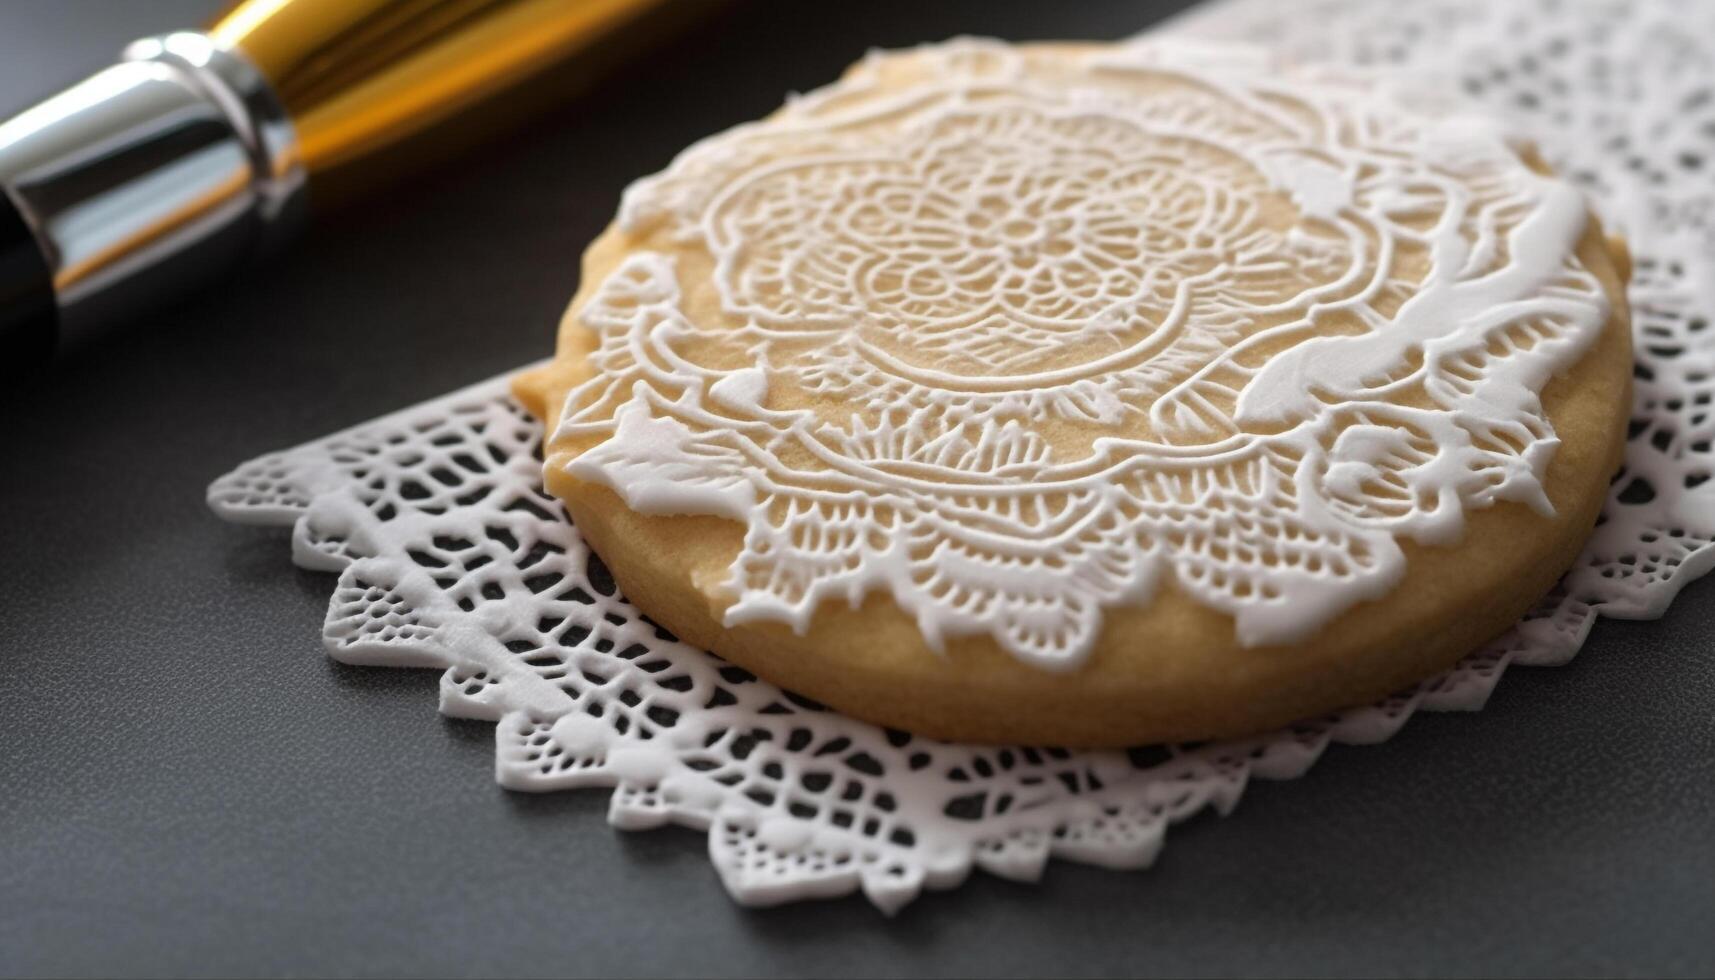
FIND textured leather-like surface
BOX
[1,2,1712,976]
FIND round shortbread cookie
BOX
[515,39,1631,747]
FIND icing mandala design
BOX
[210,0,1715,913]
[557,39,1610,666]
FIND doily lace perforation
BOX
[210,0,1715,912]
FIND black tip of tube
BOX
[0,190,56,372]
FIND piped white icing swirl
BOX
[553,38,1609,669]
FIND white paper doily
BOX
[208,0,1715,913]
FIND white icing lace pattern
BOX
[209,0,1715,912]
[561,39,1607,664]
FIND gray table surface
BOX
[2,2,1713,977]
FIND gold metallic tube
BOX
[211,0,675,183]
[0,0,693,359]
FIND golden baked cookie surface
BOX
[516,40,1631,746]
